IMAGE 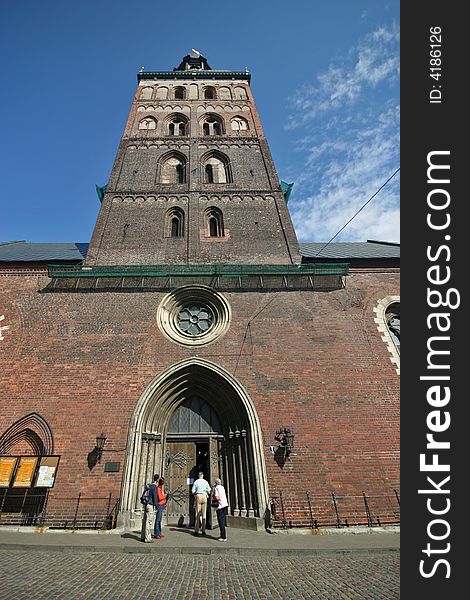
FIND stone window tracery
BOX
[201,151,232,184]
[231,116,249,131]
[157,286,231,347]
[167,114,188,136]
[138,116,157,130]
[374,296,400,373]
[168,397,222,434]
[201,114,224,136]
[160,153,187,184]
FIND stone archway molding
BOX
[120,357,269,527]
[0,412,54,455]
[373,295,400,374]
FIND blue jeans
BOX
[153,504,164,536]
[216,507,227,539]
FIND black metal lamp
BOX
[275,427,294,456]
[95,432,107,463]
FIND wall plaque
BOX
[104,461,120,472]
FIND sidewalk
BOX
[0,525,399,556]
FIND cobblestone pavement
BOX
[0,549,399,600]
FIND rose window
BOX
[157,286,231,346]
[177,305,214,336]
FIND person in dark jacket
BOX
[141,473,159,542]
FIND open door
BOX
[208,437,222,529]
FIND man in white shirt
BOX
[191,471,211,535]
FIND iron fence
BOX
[0,488,120,530]
[270,489,400,529]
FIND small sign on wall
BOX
[105,461,120,472]
[35,456,60,488]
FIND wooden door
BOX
[208,437,222,528]
[165,441,196,526]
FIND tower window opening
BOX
[171,218,180,237]
[205,164,214,183]
[204,87,216,100]
[167,114,188,136]
[231,117,249,131]
[174,86,185,100]
[209,217,218,237]
[202,152,231,184]
[205,207,224,238]
[176,164,185,184]
[139,117,157,130]
[201,114,224,137]
[165,207,185,237]
[160,154,187,184]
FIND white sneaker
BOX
[218,538,227,542]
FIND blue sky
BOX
[0,0,399,244]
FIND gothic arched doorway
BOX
[120,359,268,529]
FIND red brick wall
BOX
[0,270,399,527]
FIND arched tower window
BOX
[200,114,224,136]
[205,207,224,238]
[138,116,157,130]
[165,207,185,237]
[231,116,249,131]
[159,152,187,184]
[201,151,232,184]
[174,86,186,100]
[140,87,154,100]
[166,114,188,136]
[233,86,247,100]
[204,86,216,100]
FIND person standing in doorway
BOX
[212,477,228,541]
[141,473,158,543]
[191,471,211,536]
[153,477,167,539]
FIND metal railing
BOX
[47,262,350,278]
[270,489,400,529]
[0,489,120,530]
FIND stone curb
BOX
[0,542,400,557]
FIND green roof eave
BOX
[137,70,251,84]
[47,263,349,278]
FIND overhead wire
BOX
[312,167,400,257]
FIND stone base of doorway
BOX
[226,515,265,531]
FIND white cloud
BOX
[286,23,399,129]
[284,24,400,243]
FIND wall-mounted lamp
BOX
[95,433,107,463]
[275,427,294,457]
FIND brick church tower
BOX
[85,51,300,267]
[0,53,400,532]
